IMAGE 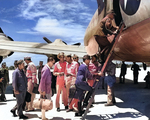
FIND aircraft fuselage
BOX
[84,0,150,62]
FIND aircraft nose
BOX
[85,36,99,56]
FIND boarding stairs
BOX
[82,22,125,120]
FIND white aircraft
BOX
[0,28,86,63]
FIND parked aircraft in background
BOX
[0,28,86,63]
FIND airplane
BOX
[0,27,86,63]
[84,0,150,62]
[1,0,150,64]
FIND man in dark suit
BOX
[131,62,141,84]
[74,55,102,116]
[12,60,28,119]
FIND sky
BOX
[0,0,98,67]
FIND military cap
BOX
[2,62,6,65]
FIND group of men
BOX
[10,57,38,119]
[1,52,116,119]
[51,53,117,116]
[119,61,141,84]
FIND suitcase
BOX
[33,98,53,111]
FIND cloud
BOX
[17,17,85,44]
[18,0,90,20]
[1,19,12,24]
[17,29,39,35]
[33,17,85,43]
[17,0,94,44]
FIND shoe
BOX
[10,110,17,117]
[104,103,113,106]
[2,98,7,102]
[83,103,88,108]
[57,107,60,112]
[75,110,85,117]
[89,104,94,108]
[19,114,28,119]
[66,108,73,112]
[65,106,68,110]
[75,112,83,116]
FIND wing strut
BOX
[82,22,125,120]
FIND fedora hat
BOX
[73,54,79,58]
[57,52,65,59]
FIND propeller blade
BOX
[0,27,4,33]
[43,37,52,43]
[72,42,81,46]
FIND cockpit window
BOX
[120,0,141,15]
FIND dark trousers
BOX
[3,82,7,91]
[133,73,138,84]
[0,83,6,101]
[119,74,125,83]
[75,83,92,101]
[145,80,150,88]
[15,91,26,116]
[11,101,26,112]
[75,83,94,114]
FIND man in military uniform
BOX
[0,62,9,101]
[0,70,6,102]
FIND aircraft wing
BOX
[0,34,86,58]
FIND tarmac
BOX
[0,77,150,120]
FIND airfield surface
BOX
[0,68,150,120]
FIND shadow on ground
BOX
[2,77,150,119]
[50,117,71,120]
[25,113,39,119]
[94,77,150,119]
[85,112,143,120]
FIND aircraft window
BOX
[120,0,141,16]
